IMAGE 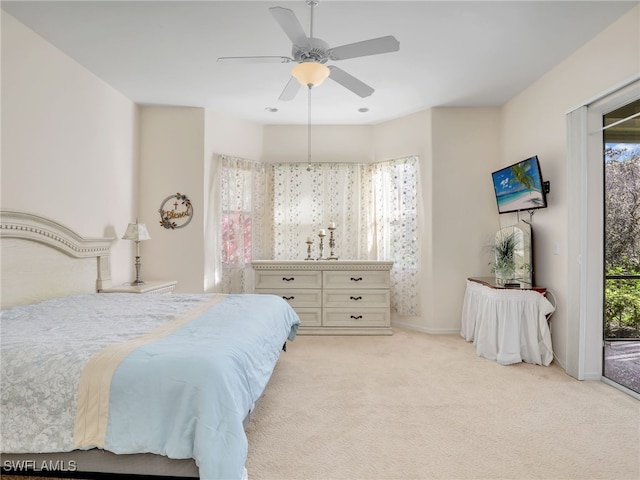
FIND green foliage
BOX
[490,232,516,276]
[605,266,640,339]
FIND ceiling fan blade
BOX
[279,76,303,101]
[217,56,294,64]
[328,66,374,98]
[269,7,311,48]
[328,35,400,61]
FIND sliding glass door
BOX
[603,99,640,394]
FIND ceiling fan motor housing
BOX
[292,37,330,63]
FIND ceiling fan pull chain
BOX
[307,86,312,171]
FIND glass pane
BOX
[604,277,640,339]
[603,339,640,393]
[603,99,640,394]
[222,212,252,265]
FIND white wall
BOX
[1,12,139,286]
[371,110,430,163]
[429,108,501,332]
[500,5,640,372]
[205,110,264,163]
[263,125,373,163]
[138,107,206,293]
[138,107,265,293]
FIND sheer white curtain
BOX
[208,154,269,293]
[271,157,421,315]
[211,155,421,311]
[366,156,421,315]
[271,163,368,260]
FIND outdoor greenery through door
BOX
[603,98,640,394]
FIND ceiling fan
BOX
[217,0,400,100]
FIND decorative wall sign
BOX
[158,193,193,229]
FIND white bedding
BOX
[1,292,300,479]
[1,293,214,453]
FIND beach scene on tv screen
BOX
[493,158,545,213]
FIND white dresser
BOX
[252,260,393,335]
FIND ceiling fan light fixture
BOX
[291,62,330,87]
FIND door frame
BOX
[566,78,640,383]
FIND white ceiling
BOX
[2,1,637,125]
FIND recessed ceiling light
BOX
[265,107,279,113]
[358,107,369,113]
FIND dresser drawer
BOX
[323,270,390,289]
[323,309,391,328]
[323,289,390,308]
[255,288,322,308]
[295,308,322,327]
[253,261,393,335]
[255,270,322,289]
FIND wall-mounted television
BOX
[491,155,548,214]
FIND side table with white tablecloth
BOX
[461,278,556,366]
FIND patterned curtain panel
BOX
[366,156,421,315]
[214,155,421,313]
[271,158,420,315]
[217,155,268,293]
[271,163,368,260]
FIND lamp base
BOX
[132,255,145,286]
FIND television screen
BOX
[491,156,548,214]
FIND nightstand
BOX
[101,280,177,295]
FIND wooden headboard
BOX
[0,210,114,309]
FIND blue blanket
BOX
[102,294,299,480]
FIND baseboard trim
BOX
[391,321,460,335]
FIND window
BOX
[221,165,254,266]
[216,155,421,313]
[368,157,420,315]
[218,155,267,293]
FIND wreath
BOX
[158,193,193,229]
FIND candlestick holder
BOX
[305,239,314,260]
[317,232,327,260]
[328,226,338,260]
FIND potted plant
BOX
[490,231,516,284]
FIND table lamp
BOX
[122,220,151,285]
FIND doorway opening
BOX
[602,98,640,394]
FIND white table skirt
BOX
[460,280,555,366]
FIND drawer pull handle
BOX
[350,296,362,301]
[282,296,295,300]
[282,277,295,282]
[351,315,363,320]
[350,277,363,282]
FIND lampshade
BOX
[122,221,151,242]
[291,62,330,87]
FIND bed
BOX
[0,210,300,480]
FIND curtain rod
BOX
[270,155,419,166]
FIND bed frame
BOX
[0,210,209,478]
[0,210,113,309]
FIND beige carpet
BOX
[245,328,640,480]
